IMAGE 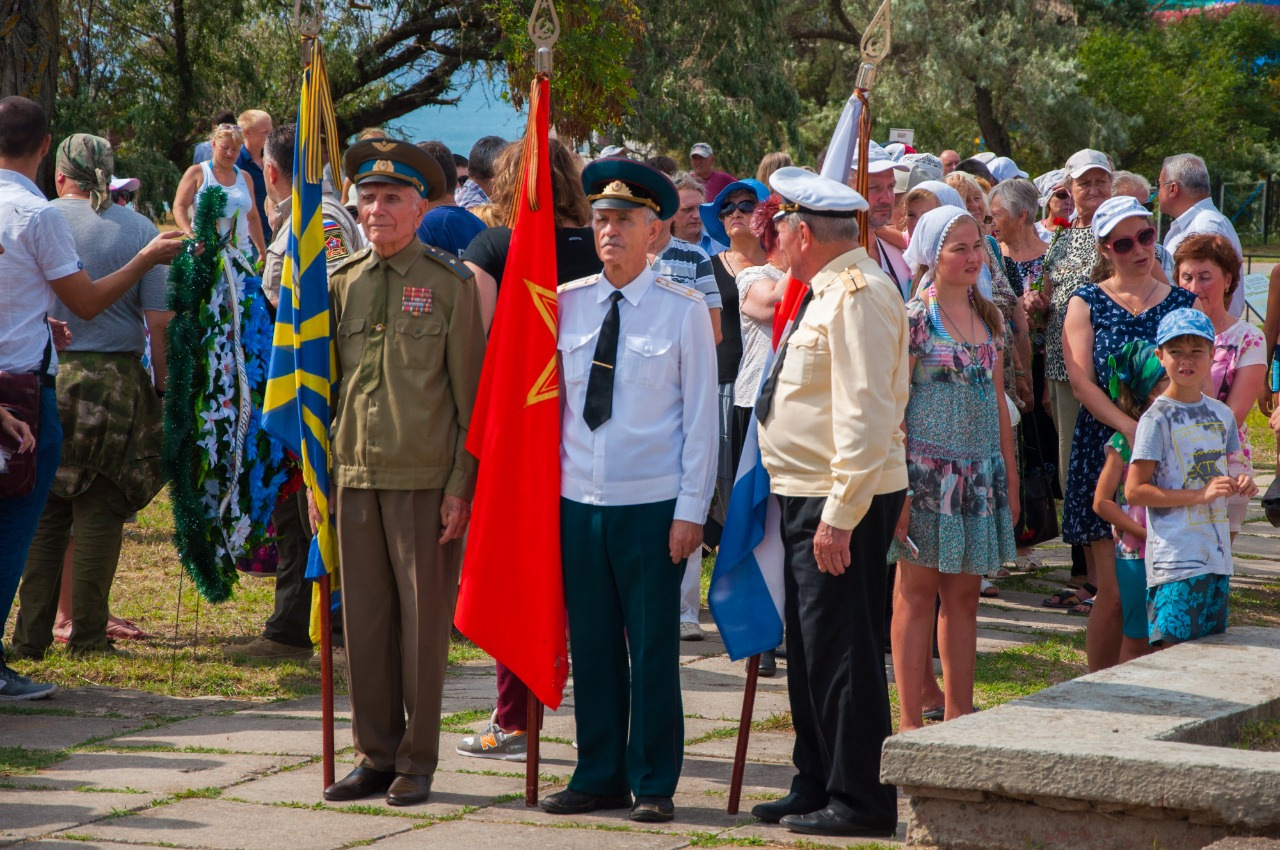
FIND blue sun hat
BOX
[1156,307,1216,347]
[699,178,770,247]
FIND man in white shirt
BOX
[855,142,911,300]
[0,96,183,700]
[541,159,717,824]
[1159,153,1244,316]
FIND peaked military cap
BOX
[581,157,679,221]
[343,137,445,202]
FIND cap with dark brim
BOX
[581,157,679,220]
[342,137,445,202]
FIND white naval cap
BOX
[852,140,910,174]
[768,166,869,220]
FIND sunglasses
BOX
[1107,226,1157,255]
[1052,190,1069,200]
[719,200,757,218]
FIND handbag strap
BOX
[37,326,54,389]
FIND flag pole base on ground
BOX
[525,692,543,806]
[319,573,335,791]
[728,653,761,814]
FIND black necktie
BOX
[755,288,813,425]
[583,291,624,431]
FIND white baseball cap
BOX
[1064,149,1113,180]
[109,176,140,193]
[690,143,714,158]
[988,156,1028,182]
[900,152,944,181]
[971,151,997,164]
[853,140,909,175]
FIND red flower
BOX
[1052,217,1070,229]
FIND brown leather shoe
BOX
[386,773,432,806]
[323,766,394,802]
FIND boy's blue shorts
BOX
[1115,556,1149,640]
[1147,573,1230,647]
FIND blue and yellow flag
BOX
[262,37,344,641]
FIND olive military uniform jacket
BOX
[329,239,485,497]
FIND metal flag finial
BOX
[857,0,891,91]
[528,0,561,74]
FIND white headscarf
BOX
[1034,169,1067,207]
[903,205,969,270]
[912,180,966,212]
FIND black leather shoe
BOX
[386,773,432,806]
[539,788,632,814]
[630,795,674,823]
[750,792,825,823]
[780,806,897,837]
[757,649,777,678]
[323,766,394,802]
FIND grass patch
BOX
[1246,408,1276,470]
[0,705,78,717]
[1230,582,1280,627]
[0,746,69,775]
[1232,718,1280,752]
[972,632,1088,708]
[752,711,793,733]
[2,492,492,700]
[684,726,739,746]
[439,708,490,733]
[171,786,222,799]
[686,833,769,847]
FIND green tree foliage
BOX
[1078,6,1280,180]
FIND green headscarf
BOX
[55,134,115,214]
[1107,340,1164,406]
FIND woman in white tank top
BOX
[173,123,266,260]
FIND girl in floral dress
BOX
[890,207,1019,731]
[1173,233,1266,540]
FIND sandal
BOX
[990,566,1013,579]
[980,579,1000,598]
[1013,554,1044,571]
[923,706,945,722]
[1068,598,1094,616]
[1042,583,1096,609]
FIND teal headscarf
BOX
[1107,340,1164,405]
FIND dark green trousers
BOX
[562,497,683,798]
[14,474,132,656]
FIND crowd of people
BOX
[0,89,1272,837]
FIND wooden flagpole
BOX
[319,573,335,789]
[727,655,761,814]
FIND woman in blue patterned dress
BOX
[1062,196,1195,672]
[890,206,1019,731]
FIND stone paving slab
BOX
[15,842,163,850]
[63,798,412,850]
[462,789,755,835]
[234,694,352,721]
[226,757,525,814]
[0,788,157,843]
[5,750,307,794]
[368,820,690,849]
[0,716,149,752]
[23,688,256,720]
[106,714,352,756]
[684,730,795,764]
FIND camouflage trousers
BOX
[11,353,164,656]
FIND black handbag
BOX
[1262,477,1280,527]
[1016,407,1060,547]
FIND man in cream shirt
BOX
[752,168,910,839]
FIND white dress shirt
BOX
[0,169,82,374]
[1164,197,1244,316]
[558,265,719,523]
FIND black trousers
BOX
[778,490,904,828]
[263,489,335,648]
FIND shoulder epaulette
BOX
[558,275,599,294]
[839,266,869,294]
[655,276,704,301]
[330,245,371,276]
[421,244,474,281]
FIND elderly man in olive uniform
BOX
[319,138,485,807]
[539,158,718,824]
[752,168,910,838]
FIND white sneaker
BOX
[680,621,705,642]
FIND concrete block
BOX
[65,797,411,850]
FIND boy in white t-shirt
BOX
[1126,308,1256,647]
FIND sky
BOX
[393,77,525,159]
